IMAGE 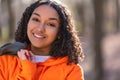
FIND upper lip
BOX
[33,33,46,38]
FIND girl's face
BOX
[27,4,60,53]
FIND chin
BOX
[32,44,42,48]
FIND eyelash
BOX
[47,23,56,27]
[32,18,40,22]
[31,17,56,27]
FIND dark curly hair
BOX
[15,0,84,64]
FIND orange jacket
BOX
[0,55,84,80]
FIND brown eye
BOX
[47,23,56,27]
[32,18,40,22]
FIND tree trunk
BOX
[7,0,15,39]
[116,0,120,32]
[75,2,85,34]
[0,1,2,39]
[93,0,104,80]
[0,24,1,39]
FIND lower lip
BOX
[33,34,45,39]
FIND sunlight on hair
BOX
[39,0,63,4]
[21,0,31,4]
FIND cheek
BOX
[27,26,30,34]
[27,21,34,32]
[27,23,32,36]
[48,29,59,39]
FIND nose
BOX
[37,23,45,32]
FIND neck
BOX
[31,46,50,56]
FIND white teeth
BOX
[33,33,45,38]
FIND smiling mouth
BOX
[33,33,46,39]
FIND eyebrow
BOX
[32,12,59,22]
[33,12,40,17]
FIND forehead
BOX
[33,4,59,18]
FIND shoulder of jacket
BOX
[0,55,18,63]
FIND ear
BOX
[0,42,27,56]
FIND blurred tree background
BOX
[0,0,120,80]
